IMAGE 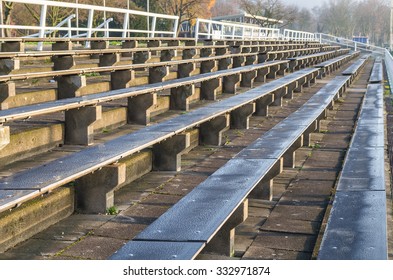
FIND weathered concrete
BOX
[0,82,15,110]
[127,93,157,125]
[200,78,222,100]
[0,125,10,150]
[170,84,195,111]
[57,75,87,99]
[52,56,75,70]
[0,59,20,75]
[153,133,191,171]
[65,106,102,145]
[223,74,241,94]
[149,66,169,83]
[230,103,256,129]
[75,163,126,214]
[199,115,230,146]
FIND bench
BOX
[110,74,354,260]
[369,58,383,83]
[318,79,387,259]
[0,67,320,215]
[341,55,369,81]
[315,51,360,78]
[288,49,350,71]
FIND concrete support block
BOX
[149,66,169,84]
[267,64,279,79]
[57,75,87,99]
[255,67,269,83]
[170,84,195,111]
[133,51,151,64]
[111,70,135,89]
[182,49,197,59]
[199,115,230,146]
[249,158,283,200]
[122,40,138,57]
[185,41,197,46]
[161,49,177,62]
[0,82,16,110]
[272,88,287,106]
[90,40,109,50]
[148,41,161,55]
[278,63,288,76]
[0,59,20,74]
[0,125,10,150]
[258,53,268,63]
[283,135,303,168]
[284,82,298,100]
[201,60,217,74]
[203,200,248,256]
[241,70,257,88]
[168,41,180,47]
[1,42,25,52]
[233,56,245,68]
[289,60,298,72]
[303,121,318,147]
[75,163,126,214]
[153,133,191,171]
[178,62,196,78]
[65,105,102,145]
[245,54,257,65]
[255,94,274,116]
[127,93,157,125]
[215,48,227,56]
[200,48,213,57]
[52,41,73,51]
[230,103,255,129]
[223,74,241,94]
[99,53,121,67]
[53,55,75,70]
[218,57,232,70]
[200,78,221,100]
[294,77,306,93]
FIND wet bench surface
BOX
[110,74,352,260]
[318,79,387,260]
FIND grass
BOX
[106,206,118,215]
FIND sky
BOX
[281,0,325,8]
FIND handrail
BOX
[385,50,393,94]
[0,0,179,50]
[24,14,76,38]
[283,29,316,42]
[194,18,280,40]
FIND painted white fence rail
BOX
[283,29,316,42]
[194,18,280,40]
[0,0,179,49]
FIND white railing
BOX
[316,33,386,55]
[283,29,316,42]
[385,50,393,94]
[194,18,280,40]
[0,0,179,49]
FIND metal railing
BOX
[385,50,393,94]
[0,0,179,50]
[194,18,280,40]
[283,29,316,41]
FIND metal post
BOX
[67,17,72,38]
[147,0,149,36]
[208,22,212,39]
[151,16,156,38]
[122,12,129,38]
[76,0,79,37]
[0,0,4,37]
[194,18,200,40]
[38,4,48,51]
[390,0,393,51]
[86,9,94,48]
[173,17,178,38]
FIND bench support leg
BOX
[272,88,287,106]
[245,54,257,65]
[200,78,221,100]
[57,75,87,99]
[111,70,136,89]
[241,70,257,88]
[161,49,177,61]
[201,60,217,74]
[303,121,318,147]
[199,115,230,146]
[153,133,191,171]
[65,105,102,145]
[233,56,246,68]
[99,53,121,67]
[203,200,248,256]
[230,103,256,129]
[255,67,269,83]
[218,58,232,70]
[277,63,288,76]
[267,64,279,79]
[1,42,25,52]
[283,135,303,168]
[127,93,157,125]
[0,82,15,110]
[249,158,283,201]
[133,51,151,64]
[182,49,197,60]
[223,74,241,94]
[149,66,169,84]
[0,59,20,75]
[0,125,10,150]
[170,84,195,111]
[255,94,274,117]
[52,41,73,51]
[284,82,297,100]
[75,163,126,214]
[53,56,75,70]
[178,62,196,78]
